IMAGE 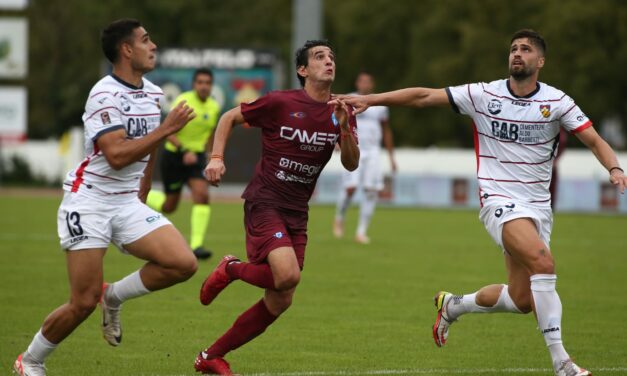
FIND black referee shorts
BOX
[160,149,207,193]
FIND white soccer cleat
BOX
[101,284,122,346]
[13,353,46,376]
[432,291,456,347]
[555,359,591,376]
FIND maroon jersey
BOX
[241,89,357,211]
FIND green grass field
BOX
[1,193,626,375]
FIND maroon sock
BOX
[226,262,275,289]
[206,299,278,358]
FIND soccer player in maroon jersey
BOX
[193,40,359,375]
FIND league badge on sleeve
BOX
[539,104,551,118]
[100,111,112,125]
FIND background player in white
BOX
[333,29,626,376]
[333,72,397,244]
[13,19,198,376]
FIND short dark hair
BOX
[101,19,142,63]
[511,29,546,55]
[294,39,333,87]
[193,68,213,82]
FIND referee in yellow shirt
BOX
[147,68,220,259]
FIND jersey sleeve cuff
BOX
[570,120,593,134]
[445,87,460,114]
[91,124,125,141]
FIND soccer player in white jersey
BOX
[13,19,198,376]
[333,72,397,244]
[333,29,627,376]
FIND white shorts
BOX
[342,151,383,191]
[57,192,171,252]
[479,199,553,252]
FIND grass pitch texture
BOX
[1,195,626,375]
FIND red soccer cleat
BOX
[194,352,234,375]
[199,255,239,306]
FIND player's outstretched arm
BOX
[203,106,245,187]
[97,100,196,170]
[331,87,449,114]
[334,99,359,171]
[576,126,626,193]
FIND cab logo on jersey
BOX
[539,104,551,118]
[289,112,307,119]
[487,99,502,115]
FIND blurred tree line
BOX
[16,0,627,148]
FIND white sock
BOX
[335,189,352,222]
[446,285,522,320]
[530,274,570,368]
[106,270,150,307]
[356,190,377,236]
[24,329,57,364]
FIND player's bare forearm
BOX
[211,106,244,157]
[205,134,215,156]
[98,126,172,170]
[369,88,449,108]
[381,121,397,171]
[204,106,244,186]
[576,126,626,192]
[382,120,396,160]
[99,101,195,170]
[577,127,620,170]
[333,88,450,115]
[166,134,182,149]
[138,149,157,203]
[340,134,359,171]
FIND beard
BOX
[509,64,533,80]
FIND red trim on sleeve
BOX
[570,120,593,134]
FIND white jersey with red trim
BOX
[63,74,164,198]
[446,79,591,207]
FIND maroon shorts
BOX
[243,200,308,268]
